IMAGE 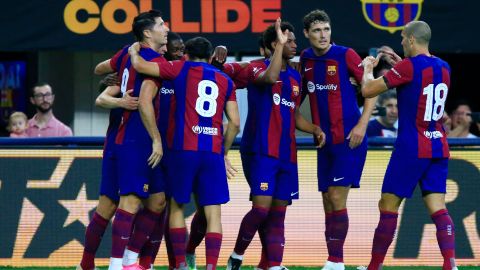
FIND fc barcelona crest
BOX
[327,65,336,76]
[361,0,424,34]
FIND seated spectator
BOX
[27,83,73,137]
[367,90,398,137]
[448,101,478,138]
[7,111,28,138]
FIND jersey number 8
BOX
[423,83,448,121]
[196,80,219,117]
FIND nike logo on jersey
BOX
[290,191,299,196]
[304,67,313,72]
[121,236,130,240]
[333,177,344,182]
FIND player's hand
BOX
[148,140,163,168]
[313,125,326,148]
[346,122,366,149]
[275,17,288,45]
[212,45,228,64]
[120,89,139,110]
[100,73,119,86]
[129,42,141,55]
[360,55,379,69]
[378,49,402,66]
[224,156,238,179]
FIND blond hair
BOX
[7,111,28,132]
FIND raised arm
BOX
[94,59,114,75]
[128,42,161,77]
[361,56,389,98]
[95,86,138,110]
[254,18,288,85]
[138,80,163,168]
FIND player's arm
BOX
[138,80,163,168]
[360,56,389,98]
[253,18,287,85]
[94,59,115,75]
[295,108,326,148]
[224,100,241,179]
[95,86,138,110]
[128,42,160,77]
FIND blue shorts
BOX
[117,143,166,199]
[382,149,449,198]
[317,140,367,192]
[242,153,299,201]
[167,150,229,206]
[99,145,120,202]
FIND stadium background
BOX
[0,0,479,268]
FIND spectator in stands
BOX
[367,90,398,137]
[27,82,73,137]
[448,101,478,138]
[7,111,28,138]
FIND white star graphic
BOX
[58,184,98,227]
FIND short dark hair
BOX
[31,82,51,96]
[263,22,294,51]
[303,9,330,30]
[378,89,397,106]
[184,37,213,60]
[132,10,162,42]
[167,31,182,45]
[258,35,265,49]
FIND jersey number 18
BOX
[423,83,448,121]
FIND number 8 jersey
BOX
[155,60,236,154]
[383,54,451,158]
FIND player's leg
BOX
[421,158,456,270]
[203,204,223,270]
[167,150,198,270]
[196,152,230,270]
[186,199,206,270]
[263,160,297,269]
[170,198,188,269]
[366,151,424,270]
[79,195,117,270]
[228,154,278,270]
[109,144,153,270]
[123,191,167,267]
[264,199,288,270]
[80,147,119,270]
[138,207,167,270]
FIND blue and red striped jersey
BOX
[300,45,364,145]
[109,45,166,145]
[155,61,236,154]
[157,79,175,149]
[383,55,450,158]
[237,59,302,163]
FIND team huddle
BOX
[78,8,457,270]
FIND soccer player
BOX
[226,18,325,270]
[359,21,457,270]
[300,10,377,270]
[77,79,137,270]
[129,36,241,270]
[94,10,170,270]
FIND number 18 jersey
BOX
[155,61,236,154]
[383,54,450,158]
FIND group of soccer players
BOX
[77,7,457,270]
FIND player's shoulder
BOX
[433,56,451,71]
